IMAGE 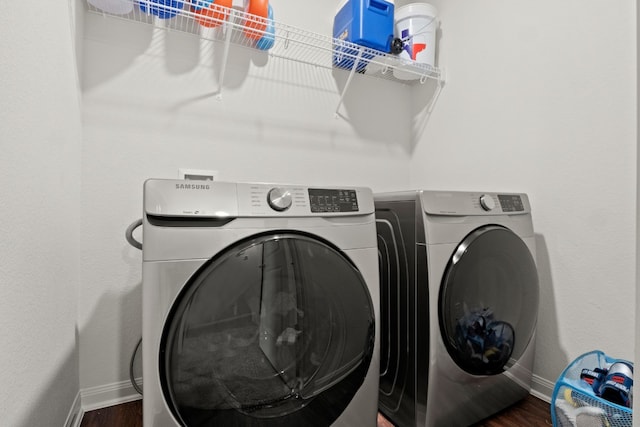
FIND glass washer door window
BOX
[439,225,539,376]
[160,232,375,426]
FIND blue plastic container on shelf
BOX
[332,0,395,70]
[138,0,184,19]
[256,4,275,51]
[551,350,633,427]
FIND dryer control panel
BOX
[496,194,526,212]
[421,191,530,216]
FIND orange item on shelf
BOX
[243,0,269,40]
[194,0,232,28]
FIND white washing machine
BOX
[374,191,539,427]
[142,179,380,427]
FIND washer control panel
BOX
[144,180,374,218]
[263,187,360,213]
[237,183,372,216]
[308,188,359,213]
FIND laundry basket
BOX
[551,350,633,427]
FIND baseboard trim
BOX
[81,378,142,412]
[530,374,554,403]
[76,375,551,418]
[64,391,83,427]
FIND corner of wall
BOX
[64,391,83,427]
[81,378,143,413]
[530,374,554,403]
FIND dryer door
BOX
[439,225,539,376]
[159,232,375,426]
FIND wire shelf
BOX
[86,0,445,114]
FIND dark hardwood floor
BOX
[81,400,142,427]
[80,394,551,426]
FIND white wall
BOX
[409,0,637,397]
[0,1,83,426]
[78,0,413,393]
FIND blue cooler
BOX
[333,0,395,70]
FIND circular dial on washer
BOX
[479,194,496,211]
[267,188,293,211]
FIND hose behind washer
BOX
[130,337,143,395]
[126,218,143,250]
[126,218,143,394]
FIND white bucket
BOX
[394,3,438,78]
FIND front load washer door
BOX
[159,232,375,426]
[439,225,539,376]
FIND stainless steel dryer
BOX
[142,179,380,427]
[375,191,539,427]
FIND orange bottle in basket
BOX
[194,0,232,28]
[243,0,269,40]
